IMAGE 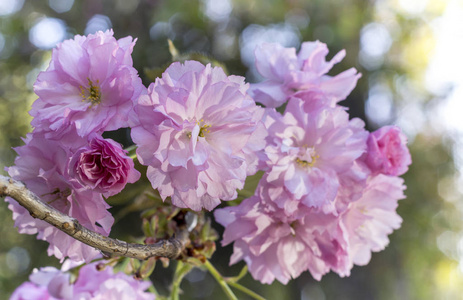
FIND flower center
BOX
[80,78,101,106]
[186,119,211,139]
[199,125,211,138]
[295,146,319,168]
[289,221,297,236]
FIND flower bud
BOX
[70,135,140,196]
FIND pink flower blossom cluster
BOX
[214,42,412,284]
[131,60,267,211]
[7,28,412,287]
[10,261,154,300]
[6,30,142,262]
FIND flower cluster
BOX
[6,133,114,262]
[7,28,411,291]
[6,30,142,262]
[10,261,154,300]
[214,42,411,284]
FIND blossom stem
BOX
[0,175,188,260]
[226,281,266,300]
[221,265,266,300]
[224,265,248,283]
[203,260,238,300]
[170,261,194,300]
[125,144,138,160]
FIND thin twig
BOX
[203,260,238,300]
[0,175,188,260]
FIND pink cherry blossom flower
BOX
[31,29,145,137]
[131,60,267,211]
[10,282,49,300]
[342,174,406,268]
[11,261,154,300]
[73,263,154,300]
[249,41,361,108]
[69,134,140,196]
[214,183,350,284]
[6,133,114,262]
[364,125,412,176]
[263,96,368,211]
[333,160,371,214]
[257,174,312,219]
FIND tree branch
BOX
[0,175,188,260]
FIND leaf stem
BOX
[226,281,266,300]
[170,261,194,300]
[203,260,237,300]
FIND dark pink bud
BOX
[70,135,140,196]
[365,126,411,176]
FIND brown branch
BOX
[0,175,188,260]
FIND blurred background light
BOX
[185,268,206,283]
[150,22,173,40]
[365,83,393,126]
[29,18,67,49]
[360,23,392,57]
[6,247,30,275]
[0,0,24,16]
[359,22,392,70]
[427,0,463,160]
[202,0,232,22]
[48,0,74,14]
[84,14,112,35]
[398,0,429,15]
[419,0,463,286]
[396,101,426,139]
[426,1,463,95]
[185,268,214,298]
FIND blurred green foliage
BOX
[0,0,462,299]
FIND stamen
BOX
[296,156,319,167]
[198,124,211,137]
[295,146,319,168]
[186,119,212,140]
[289,221,297,236]
[196,119,211,138]
[80,78,101,106]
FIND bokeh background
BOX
[1,0,463,299]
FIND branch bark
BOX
[0,175,188,260]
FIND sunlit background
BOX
[1,0,463,299]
